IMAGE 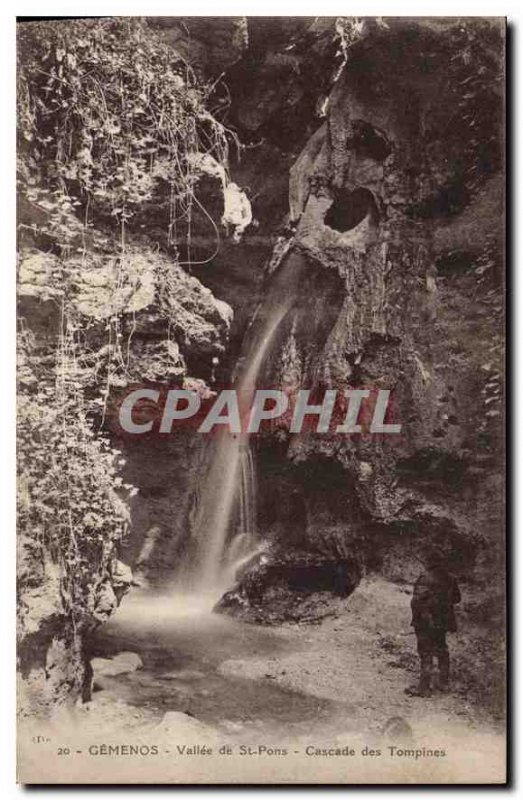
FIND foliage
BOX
[18,327,134,621]
[422,19,505,208]
[17,17,234,255]
[16,17,237,624]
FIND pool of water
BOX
[88,591,339,736]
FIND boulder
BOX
[216,546,361,624]
[91,651,143,677]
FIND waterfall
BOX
[188,302,291,605]
[238,446,257,544]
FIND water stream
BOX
[90,594,336,733]
[188,301,291,604]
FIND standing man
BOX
[405,551,461,697]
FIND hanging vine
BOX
[17,17,238,623]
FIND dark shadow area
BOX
[396,447,466,491]
[348,120,392,161]
[324,187,378,232]
[435,250,477,277]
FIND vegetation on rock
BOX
[17,17,237,712]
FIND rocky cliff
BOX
[236,17,505,591]
[144,17,504,616]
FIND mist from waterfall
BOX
[188,301,291,606]
[145,253,309,615]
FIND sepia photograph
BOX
[15,13,506,784]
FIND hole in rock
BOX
[324,188,378,233]
[273,561,360,598]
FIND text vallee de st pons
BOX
[86,743,447,759]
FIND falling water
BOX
[238,446,257,546]
[189,301,291,604]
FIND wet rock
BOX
[91,651,143,677]
[216,546,361,624]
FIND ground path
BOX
[58,575,505,782]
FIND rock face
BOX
[18,246,233,387]
[17,550,135,716]
[17,242,233,712]
[216,18,504,611]
[150,17,249,74]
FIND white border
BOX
[1,2,520,16]
[1,3,519,797]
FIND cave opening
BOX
[250,560,361,598]
[324,187,379,233]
